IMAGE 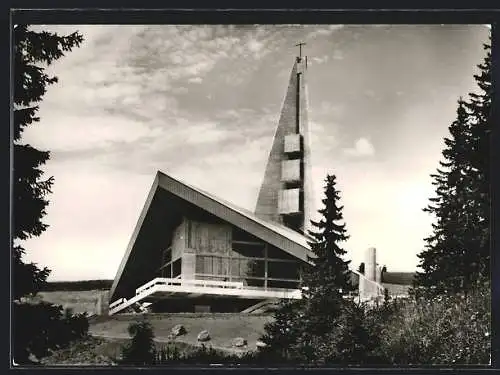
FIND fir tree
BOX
[358,262,365,274]
[303,174,353,301]
[13,25,83,300]
[12,25,83,364]
[295,174,354,360]
[463,38,491,285]
[260,174,355,363]
[414,37,491,296]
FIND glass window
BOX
[204,256,213,274]
[160,264,172,278]
[246,259,265,278]
[246,278,265,287]
[267,246,297,261]
[172,259,182,278]
[268,280,299,289]
[213,256,224,275]
[187,220,192,248]
[240,259,248,276]
[268,260,300,280]
[232,242,265,258]
[231,258,241,277]
[161,248,172,266]
[232,227,261,242]
[195,256,204,274]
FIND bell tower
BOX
[255,43,314,235]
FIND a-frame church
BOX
[108,49,384,315]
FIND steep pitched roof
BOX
[109,171,313,301]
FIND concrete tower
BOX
[359,247,384,300]
[255,45,314,235]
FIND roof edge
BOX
[157,171,312,254]
[109,172,161,300]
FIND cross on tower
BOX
[295,42,306,59]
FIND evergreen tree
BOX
[12,25,83,364]
[303,174,353,301]
[463,38,491,285]
[121,319,157,366]
[259,299,304,363]
[13,25,83,300]
[358,262,365,274]
[294,174,354,360]
[260,174,356,363]
[414,37,491,296]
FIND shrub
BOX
[151,343,257,365]
[259,298,384,365]
[155,344,182,363]
[120,319,156,366]
[287,300,383,365]
[182,345,228,364]
[13,301,89,364]
[258,299,304,363]
[376,287,490,365]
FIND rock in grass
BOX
[171,324,186,337]
[256,340,267,348]
[197,330,210,342]
[231,337,247,347]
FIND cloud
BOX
[312,55,329,64]
[188,77,203,84]
[248,38,264,53]
[183,122,231,145]
[312,101,345,120]
[307,25,344,39]
[22,113,159,152]
[332,50,344,60]
[363,89,376,98]
[171,86,189,94]
[343,137,375,157]
[214,109,241,120]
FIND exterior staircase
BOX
[241,299,280,314]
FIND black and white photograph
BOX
[12,22,492,366]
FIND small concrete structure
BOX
[358,247,384,301]
[95,291,110,315]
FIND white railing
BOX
[109,278,301,315]
[109,298,126,309]
[135,278,245,296]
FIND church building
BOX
[108,48,384,315]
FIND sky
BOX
[19,24,490,281]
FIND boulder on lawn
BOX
[256,340,267,348]
[171,324,186,337]
[197,330,210,342]
[231,337,247,348]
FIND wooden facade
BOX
[155,217,303,292]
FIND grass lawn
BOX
[89,313,273,354]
